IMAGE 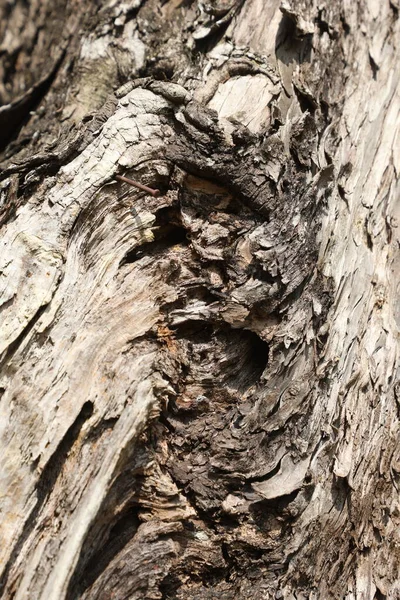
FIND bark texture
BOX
[0,1,399,599]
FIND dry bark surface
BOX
[0,0,399,599]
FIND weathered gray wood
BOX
[0,0,399,598]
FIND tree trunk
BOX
[0,1,399,598]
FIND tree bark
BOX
[0,1,399,598]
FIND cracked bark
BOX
[0,1,399,599]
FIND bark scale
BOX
[0,1,399,599]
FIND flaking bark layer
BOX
[0,1,399,599]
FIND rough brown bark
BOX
[0,1,399,599]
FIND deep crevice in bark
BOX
[0,401,94,597]
[0,50,66,154]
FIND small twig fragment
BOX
[115,174,160,197]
